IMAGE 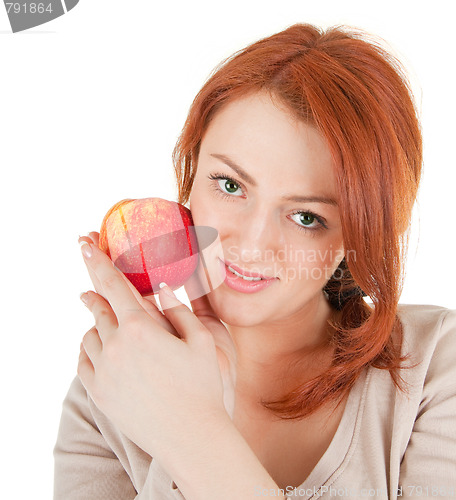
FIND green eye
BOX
[209,175,244,197]
[224,179,239,193]
[209,173,244,199]
[299,213,315,226]
[290,211,327,232]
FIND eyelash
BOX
[208,173,328,234]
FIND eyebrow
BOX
[209,153,339,207]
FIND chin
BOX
[206,288,267,328]
[218,312,264,329]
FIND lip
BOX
[223,259,276,280]
[220,259,278,294]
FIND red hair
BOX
[172,24,422,420]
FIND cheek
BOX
[188,187,207,226]
[190,192,229,235]
[287,239,344,284]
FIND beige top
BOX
[53,304,456,499]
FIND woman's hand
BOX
[77,237,237,459]
[78,233,178,337]
[79,233,237,414]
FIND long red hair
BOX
[172,23,422,420]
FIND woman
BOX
[54,23,456,499]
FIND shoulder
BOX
[395,303,456,397]
[396,303,456,351]
[391,305,456,487]
[396,303,455,328]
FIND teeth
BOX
[228,265,262,281]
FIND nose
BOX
[236,205,284,263]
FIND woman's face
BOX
[189,91,344,328]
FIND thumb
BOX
[189,293,219,322]
[157,283,212,347]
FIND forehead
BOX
[199,91,337,198]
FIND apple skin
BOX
[99,198,199,295]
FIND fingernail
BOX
[159,282,176,298]
[79,292,89,305]
[79,241,92,259]
[78,234,93,243]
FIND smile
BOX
[223,259,276,280]
[220,259,278,294]
[227,265,263,281]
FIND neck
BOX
[227,292,339,408]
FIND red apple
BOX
[99,197,199,295]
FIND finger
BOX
[79,234,140,305]
[83,291,118,342]
[87,231,100,247]
[141,291,160,310]
[189,293,219,321]
[82,325,103,364]
[158,283,210,346]
[183,284,236,365]
[80,241,146,325]
[79,236,175,336]
[182,263,221,322]
[79,236,106,299]
[141,294,180,335]
[79,234,162,315]
[77,343,95,391]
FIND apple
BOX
[98,197,199,295]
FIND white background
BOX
[0,1,454,498]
